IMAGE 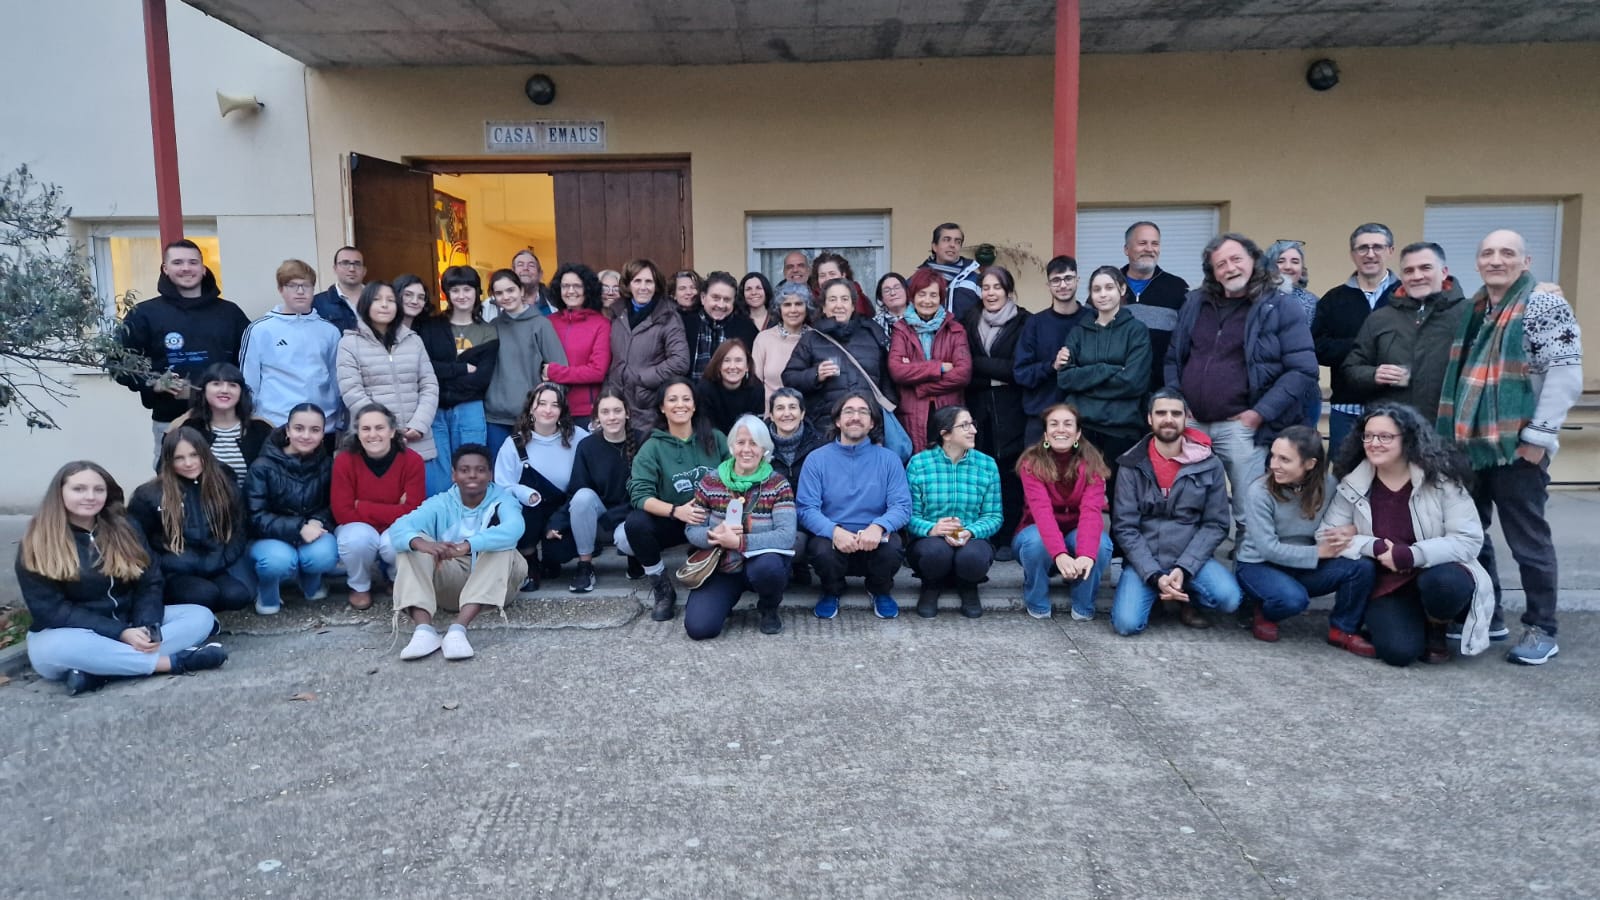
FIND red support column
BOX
[143,0,184,247]
[1053,0,1080,257]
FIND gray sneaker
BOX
[1505,626,1559,665]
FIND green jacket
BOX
[627,428,728,508]
[1342,278,1468,419]
[1057,308,1152,438]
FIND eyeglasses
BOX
[953,422,977,431]
[335,260,365,269]
[284,282,313,293]
[1361,432,1400,445]
[1353,244,1391,256]
[1048,275,1077,285]
[839,408,873,419]
[560,284,585,293]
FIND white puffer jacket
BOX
[336,321,440,460]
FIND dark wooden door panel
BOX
[554,166,689,275]
[350,153,434,286]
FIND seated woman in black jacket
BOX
[548,390,638,592]
[129,427,251,611]
[18,461,228,695]
[247,403,338,615]
[766,387,823,585]
[167,362,275,488]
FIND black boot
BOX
[916,583,941,618]
[958,584,983,618]
[789,563,812,587]
[64,669,109,696]
[651,572,678,621]
[626,555,646,580]
[758,600,783,635]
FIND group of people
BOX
[15,218,1581,694]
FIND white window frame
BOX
[82,220,220,318]
[1422,201,1562,298]
[746,212,891,290]
[1075,206,1220,289]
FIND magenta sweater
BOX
[1016,457,1107,559]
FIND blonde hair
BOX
[275,258,316,289]
[20,462,149,582]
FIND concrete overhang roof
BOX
[183,0,1600,67]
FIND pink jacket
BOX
[546,308,612,418]
[1016,457,1107,560]
[889,316,972,453]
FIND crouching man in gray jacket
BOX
[1111,387,1242,635]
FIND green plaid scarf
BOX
[1437,272,1535,468]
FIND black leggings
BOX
[1365,563,1475,667]
[166,572,253,612]
[622,508,688,569]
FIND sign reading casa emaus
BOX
[485,120,607,153]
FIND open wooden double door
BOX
[349,153,692,285]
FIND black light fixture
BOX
[1305,59,1339,91]
[524,73,556,106]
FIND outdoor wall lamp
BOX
[525,74,556,106]
[1306,59,1340,91]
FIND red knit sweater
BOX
[331,448,427,530]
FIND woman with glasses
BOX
[905,406,1001,618]
[1323,402,1493,666]
[393,273,436,333]
[889,268,972,455]
[336,281,441,470]
[598,269,624,318]
[542,263,612,427]
[870,273,910,350]
[1233,424,1375,655]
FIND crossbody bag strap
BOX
[813,330,896,412]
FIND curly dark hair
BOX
[550,263,602,312]
[1332,402,1473,487]
[1199,232,1274,303]
[513,382,578,450]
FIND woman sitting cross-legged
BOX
[1323,402,1494,667]
[1011,404,1115,621]
[18,461,227,696]
[624,378,729,622]
[332,403,426,611]
[549,390,637,593]
[682,414,797,640]
[387,444,528,661]
[495,382,589,591]
[906,405,1002,619]
[1234,424,1376,656]
[247,403,338,615]
[128,427,252,612]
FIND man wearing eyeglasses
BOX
[1121,221,1191,394]
[1312,224,1400,452]
[118,239,250,457]
[310,245,365,335]
[1012,255,1092,446]
[1437,229,1582,666]
[795,392,912,621]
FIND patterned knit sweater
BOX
[1516,291,1584,454]
[686,470,797,572]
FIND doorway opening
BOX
[348,154,692,296]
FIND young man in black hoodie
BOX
[118,239,250,457]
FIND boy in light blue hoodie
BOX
[388,444,527,660]
[240,260,344,430]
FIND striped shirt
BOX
[210,424,247,486]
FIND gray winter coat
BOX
[336,321,440,460]
[1113,431,1231,583]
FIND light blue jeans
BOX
[1111,558,1242,636]
[335,522,397,592]
[428,401,487,495]
[251,534,340,607]
[1013,525,1114,618]
[27,603,216,680]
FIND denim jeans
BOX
[429,401,487,496]
[335,522,397,592]
[27,603,217,680]
[1327,409,1360,460]
[1014,525,1113,617]
[1365,563,1476,667]
[1111,558,1241,636]
[1234,557,1374,634]
[251,533,340,607]
[485,422,515,464]
[1189,418,1266,538]
[683,554,789,641]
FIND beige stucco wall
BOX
[305,43,1597,388]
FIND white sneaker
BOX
[1071,610,1095,622]
[441,626,474,660]
[401,626,442,660]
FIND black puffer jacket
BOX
[18,526,164,638]
[782,316,892,427]
[247,437,334,543]
[129,471,249,578]
[962,305,1031,463]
